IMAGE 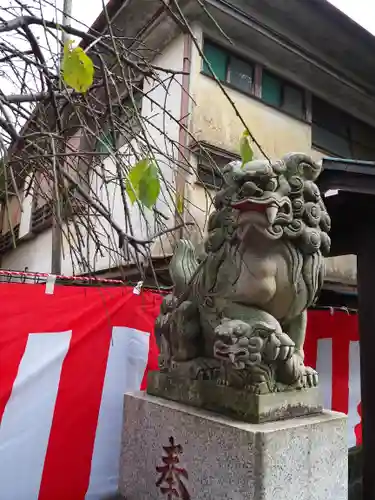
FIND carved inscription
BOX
[156,436,190,499]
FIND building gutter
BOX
[176,33,193,238]
[204,0,375,100]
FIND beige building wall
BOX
[184,24,356,286]
[2,34,187,275]
[0,25,358,284]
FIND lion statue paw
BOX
[277,353,319,388]
[300,365,319,388]
[213,318,295,371]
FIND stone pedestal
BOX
[119,392,348,500]
[147,371,323,424]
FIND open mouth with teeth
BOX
[231,198,291,224]
[214,338,250,369]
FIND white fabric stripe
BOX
[316,338,333,410]
[348,341,361,448]
[85,327,150,500]
[0,331,72,500]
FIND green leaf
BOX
[125,158,149,204]
[139,161,160,209]
[62,41,94,93]
[176,192,184,214]
[126,158,160,208]
[240,130,253,167]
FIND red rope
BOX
[0,269,170,294]
[0,269,125,284]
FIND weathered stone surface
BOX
[119,392,348,500]
[101,494,125,499]
[155,154,332,399]
[147,370,322,423]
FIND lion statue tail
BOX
[169,239,200,296]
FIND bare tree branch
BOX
[0,0,267,281]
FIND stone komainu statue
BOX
[155,153,331,394]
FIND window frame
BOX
[196,159,224,190]
[202,41,230,83]
[30,171,53,234]
[192,141,240,191]
[114,90,143,149]
[0,194,23,254]
[201,37,309,123]
[279,81,306,120]
[311,96,375,161]
[95,129,116,156]
[200,38,375,161]
[94,85,144,155]
[201,40,256,96]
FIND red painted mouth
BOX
[231,199,270,212]
[232,199,282,224]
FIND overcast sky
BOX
[328,0,375,34]
[2,0,375,62]
[1,0,374,101]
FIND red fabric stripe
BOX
[0,334,28,422]
[348,313,359,342]
[304,310,321,368]
[306,310,357,416]
[331,313,350,414]
[140,293,162,390]
[0,283,161,500]
[38,287,161,499]
[0,284,38,422]
[305,309,335,369]
[3,283,363,496]
[38,298,113,499]
[355,403,362,446]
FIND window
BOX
[115,91,143,149]
[194,143,240,190]
[95,130,115,155]
[227,57,253,93]
[262,72,281,108]
[197,157,225,190]
[312,96,375,160]
[31,172,53,233]
[202,43,228,82]
[202,41,254,94]
[202,40,305,120]
[0,196,21,254]
[94,89,143,154]
[31,202,53,234]
[261,70,305,119]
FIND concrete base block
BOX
[119,392,348,500]
[147,371,323,423]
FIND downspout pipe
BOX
[176,33,192,239]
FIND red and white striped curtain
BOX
[0,282,361,500]
[305,309,361,448]
[0,283,161,500]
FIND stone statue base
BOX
[147,371,322,424]
[119,392,347,500]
